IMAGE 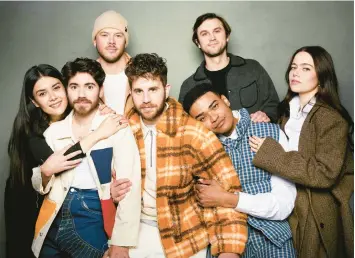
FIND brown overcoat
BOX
[253,102,354,258]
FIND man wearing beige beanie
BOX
[93,10,133,116]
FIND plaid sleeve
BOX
[192,126,248,255]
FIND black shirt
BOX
[204,61,232,98]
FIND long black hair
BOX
[8,64,70,186]
[278,46,354,149]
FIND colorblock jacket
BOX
[127,98,248,258]
[31,110,141,257]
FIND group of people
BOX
[4,10,353,258]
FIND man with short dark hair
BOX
[179,13,280,122]
[123,53,248,258]
[183,83,296,258]
[31,58,141,258]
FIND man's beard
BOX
[134,95,166,123]
[71,97,99,116]
[202,42,228,58]
[97,46,125,64]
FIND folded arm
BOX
[193,127,247,256]
[253,114,348,188]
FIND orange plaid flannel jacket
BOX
[128,97,247,257]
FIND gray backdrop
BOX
[0,1,353,255]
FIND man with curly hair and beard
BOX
[111,53,248,258]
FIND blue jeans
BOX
[39,188,108,258]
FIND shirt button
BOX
[40,232,43,236]
[64,187,67,191]
[228,90,231,93]
[320,223,325,229]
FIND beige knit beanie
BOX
[92,10,129,47]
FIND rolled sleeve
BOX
[31,166,54,195]
[236,175,296,220]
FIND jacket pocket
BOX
[239,80,258,108]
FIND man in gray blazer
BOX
[179,13,280,122]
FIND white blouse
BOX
[285,96,316,151]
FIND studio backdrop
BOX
[0,2,353,256]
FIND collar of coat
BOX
[127,97,188,137]
[193,53,246,81]
[280,99,324,130]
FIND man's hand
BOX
[111,178,132,203]
[250,111,270,123]
[108,246,129,258]
[196,179,238,208]
[219,253,240,258]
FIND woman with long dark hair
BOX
[5,64,126,258]
[249,46,354,257]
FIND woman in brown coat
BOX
[249,46,354,258]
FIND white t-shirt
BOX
[103,71,128,115]
[141,122,158,221]
[285,96,316,151]
[71,158,97,189]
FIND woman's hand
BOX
[95,114,129,140]
[249,136,266,153]
[40,145,82,177]
[98,103,115,115]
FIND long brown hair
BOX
[8,64,70,186]
[278,46,353,149]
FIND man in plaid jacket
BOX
[183,83,297,258]
[111,53,248,258]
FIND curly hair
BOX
[125,53,167,87]
[61,57,105,87]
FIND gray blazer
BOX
[179,54,280,122]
